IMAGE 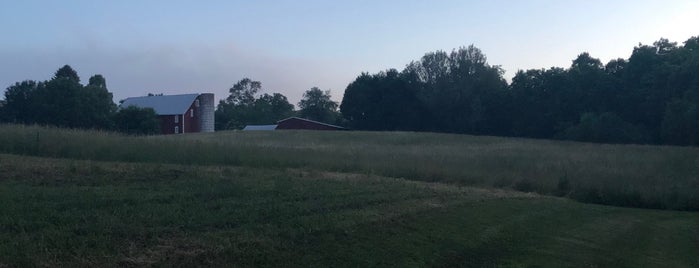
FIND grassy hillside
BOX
[1,154,697,267]
[1,124,698,210]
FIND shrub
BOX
[513,179,535,193]
[113,106,160,135]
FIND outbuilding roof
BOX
[276,117,346,130]
[243,125,278,131]
[120,94,199,115]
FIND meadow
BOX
[0,124,698,266]
[1,124,698,210]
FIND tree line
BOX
[0,65,164,135]
[214,78,340,130]
[340,36,699,146]
[0,65,341,134]
[2,36,697,146]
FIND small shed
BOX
[275,117,345,131]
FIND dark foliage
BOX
[216,78,295,130]
[298,87,340,125]
[341,70,426,131]
[53,65,80,82]
[113,106,160,135]
[340,37,699,146]
[1,66,116,130]
[0,66,164,135]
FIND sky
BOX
[1,0,697,106]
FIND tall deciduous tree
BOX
[339,37,699,145]
[1,65,116,129]
[341,69,425,130]
[298,87,339,124]
[661,88,699,145]
[88,74,107,88]
[226,78,260,106]
[216,78,262,130]
[83,74,117,128]
[1,80,40,123]
[251,93,294,124]
[53,65,80,82]
[402,45,507,133]
[215,78,295,129]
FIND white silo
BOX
[197,93,215,132]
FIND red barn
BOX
[120,93,215,134]
[275,117,345,131]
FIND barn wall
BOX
[183,102,199,133]
[160,114,182,135]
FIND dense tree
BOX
[1,80,41,123]
[225,78,260,106]
[251,93,295,124]
[298,87,339,124]
[3,36,698,145]
[661,89,699,145]
[39,68,115,129]
[35,73,85,127]
[88,74,107,88]
[343,45,508,134]
[508,68,570,138]
[216,78,262,130]
[83,75,118,129]
[1,65,116,130]
[53,65,80,82]
[340,37,699,146]
[407,45,508,133]
[559,112,647,144]
[566,53,619,123]
[341,70,426,130]
[215,78,295,130]
[113,106,160,135]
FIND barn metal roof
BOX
[243,125,278,131]
[120,94,199,115]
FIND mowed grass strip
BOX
[0,154,697,267]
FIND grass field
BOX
[0,124,698,266]
[1,125,698,209]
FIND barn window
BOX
[195,99,200,107]
[174,115,179,123]
[190,109,194,117]
[174,126,179,134]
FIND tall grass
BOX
[1,124,698,210]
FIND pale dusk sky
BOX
[1,0,697,105]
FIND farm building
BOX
[120,93,215,135]
[275,117,345,131]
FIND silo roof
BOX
[120,94,199,115]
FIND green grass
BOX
[1,124,698,210]
[1,154,698,267]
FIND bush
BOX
[558,112,648,144]
[113,106,160,135]
[555,176,570,197]
[513,179,535,193]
